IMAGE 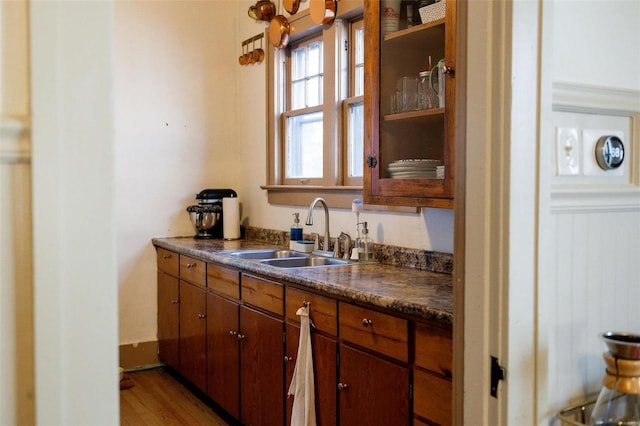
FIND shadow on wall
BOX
[423,208,454,253]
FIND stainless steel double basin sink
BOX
[220,248,353,268]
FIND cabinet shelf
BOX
[384,108,444,122]
[383,19,445,42]
[383,19,445,52]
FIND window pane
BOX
[291,81,306,110]
[347,102,363,177]
[308,42,322,75]
[292,48,306,80]
[290,39,324,109]
[306,76,323,107]
[286,111,324,178]
[355,27,364,64]
[354,26,364,96]
[355,68,364,97]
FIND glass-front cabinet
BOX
[364,0,456,208]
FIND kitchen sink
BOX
[221,248,354,268]
[259,256,352,268]
[221,249,307,260]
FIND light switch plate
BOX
[556,127,580,176]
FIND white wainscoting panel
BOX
[544,83,640,422]
[546,210,640,411]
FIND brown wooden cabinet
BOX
[156,248,452,426]
[157,271,179,369]
[157,248,180,369]
[413,322,453,425]
[206,263,241,418]
[206,291,240,419]
[285,287,338,426]
[178,280,207,391]
[239,274,285,426]
[240,305,285,426]
[338,301,411,425]
[339,344,410,425]
[364,0,457,208]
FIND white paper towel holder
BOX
[223,196,241,240]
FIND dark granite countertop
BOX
[152,237,453,325]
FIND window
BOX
[285,36,324,179]
[266,4,364,205]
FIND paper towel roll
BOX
[223,197,240,240]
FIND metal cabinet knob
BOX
[362,318,373,327]
[338,383,348,391]
[284,356,293,362]
[186,263,195,268]
[197,313,206,320]
[162,254,172,259]
[171,299,179,305]
[237,334,246,340]
[229,330,238,336]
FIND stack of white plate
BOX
[387,159,443,179]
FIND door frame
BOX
[456,0,542,424]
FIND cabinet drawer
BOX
[415,322,452,377]
[207,263,240,300]
[285,287,337,336]
[338,303,408,362]
[413,369,452,426]
[179,255,206,288]
[157,248,178,276]
[241,274,284,315]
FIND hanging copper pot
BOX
[309,0,337,25]
[255,0,276,21]
[269,14,290,48]
[247,4,259,20]
[283,0,300,15]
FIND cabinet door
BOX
[363,0,456,208]
[157,271,180,369]
[285,324,337,426]
[339,344,410,426]
[206,292,240,419]
[240,306,285,426]
[179,280,207,391]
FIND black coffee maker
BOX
[186,189,237,239]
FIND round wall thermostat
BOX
[595,135,624,170]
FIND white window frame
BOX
[264,3,364,207]
[343,18,364,187]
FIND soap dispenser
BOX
[357,222,375,262]
[290,212,303,241]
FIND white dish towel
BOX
[287,305,317,426]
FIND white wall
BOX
[115,1,239,345]
[116,0,453,348]
[30,2,119,423]
[539,0,640,422]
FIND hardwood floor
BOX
[120,368,234,425]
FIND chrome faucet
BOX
[305,197,331,252]
[334,231,352,259]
